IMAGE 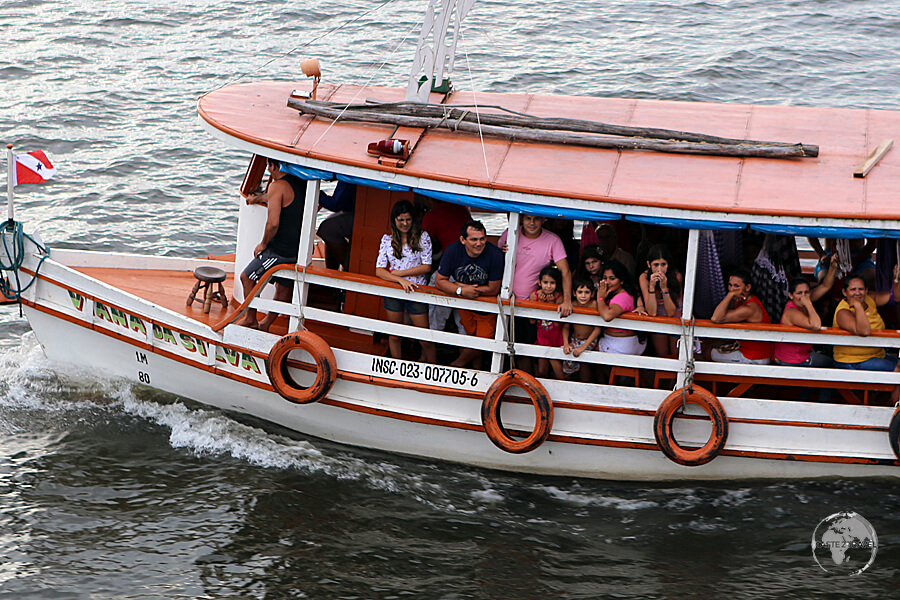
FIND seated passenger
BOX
[375,200,436,363]
[774,277,832,367]
[544,218,579,273]
[595,223,637,277]
[575,246,603,290]
[562,279,602,382]
[638,245,683,357]
[710,268,773,365]
[434,220,504,369]
[833,271,900,378]
[595,259,646,356]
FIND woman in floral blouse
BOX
[375,200,436,363]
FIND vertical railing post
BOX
[490,212,520,373]
[289,178,321,332]
[676,228,700,388]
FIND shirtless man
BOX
[236,159,306,331]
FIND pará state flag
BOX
[14,150,57,185]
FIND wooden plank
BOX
[854,138,893,178]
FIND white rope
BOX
[309,16,424,152]
[460,32,491,180]
[226,0,404,87]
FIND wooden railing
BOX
[224,264,900,386]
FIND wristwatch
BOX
[456,286,462,296]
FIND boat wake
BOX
[0,332,512,511]
[0,332,777,518]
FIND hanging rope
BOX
[460,32,491,180]
[308,14,423,152]
[0,220,51,316]
[225,0,404,87]
[679,317,697,408]
[497,295,516,370]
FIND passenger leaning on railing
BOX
[562,279,602,382]
[833,270,900,390]
[774,277,832,368]
[594,259,646,356]
[434,220,504,369]
[529,265,565,380]
[710,267,773,365]
[638,244,684,357]
[375,200,436,363]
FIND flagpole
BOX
[6,143,13,229]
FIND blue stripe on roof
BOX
[336,174,410,191]
[280,163,334,181]
[278,164,900,237]
[625,215,745,230]
[750,224,884,238]
[412,188,619,221]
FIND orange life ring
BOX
[889,406,900,461]
[481,369,553,454]
[266,331,337,404]
[653,385,728,467]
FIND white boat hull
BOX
[21,257,900,481]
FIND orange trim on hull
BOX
[23,297,899,467]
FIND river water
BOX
[3,0,900,597]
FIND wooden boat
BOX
[7,0,900,480]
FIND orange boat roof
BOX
[198,81,900,226]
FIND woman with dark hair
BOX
[595,259,646,355]
[774,277,831,367]
[710,267,773,364]
[638,245,683,356]
[375,200,436,363]
[833,271,900,372]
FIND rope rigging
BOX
[0,220,50,316]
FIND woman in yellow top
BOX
[833,269,900,381]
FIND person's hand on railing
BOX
[397,278,418,293]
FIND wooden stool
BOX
[654,371,678,390]
[187,266,228,314]
[608,366,641,387]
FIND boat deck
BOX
[73,266,388,356]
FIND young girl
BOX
[597,259,647,356]
[562,279,602,382]
[638,245,683,356]
[375,200,436,363]
[530,266,565,379]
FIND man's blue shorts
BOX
[243,248,295,284]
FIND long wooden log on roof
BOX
[308,100,818,155]
[288,99,817,158]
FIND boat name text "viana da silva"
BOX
[67,291,262,374]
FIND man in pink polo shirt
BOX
[499,215,573,353]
